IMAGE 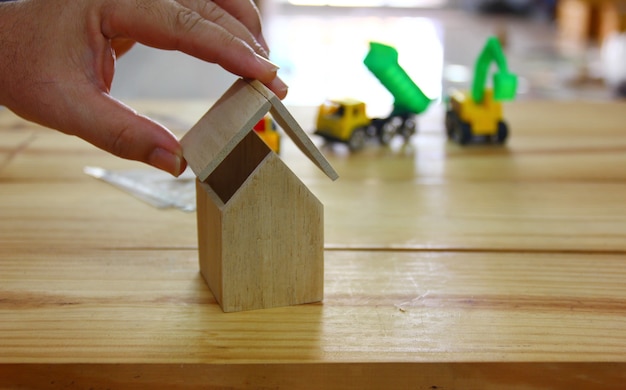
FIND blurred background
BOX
[110,0,626,113]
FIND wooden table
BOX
[1,101,625,389]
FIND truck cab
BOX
[315,99,371,151]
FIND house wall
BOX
[196,180,225,306]
[215,153,324,312]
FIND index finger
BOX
[212,0,269,52]
[176,0,268,57]
[100,0,279,86]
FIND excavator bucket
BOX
[493,71,518,101]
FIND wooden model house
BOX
[181,79,338,312]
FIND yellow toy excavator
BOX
[445,36,517,145]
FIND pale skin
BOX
[0,0,288,176]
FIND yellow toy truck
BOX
[315,98,371,151]
[445,36,518,145]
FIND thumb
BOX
[67,91,186,177]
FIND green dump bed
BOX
[363,42,431,115]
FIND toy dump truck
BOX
[315,42,432,151]
[445,36,518,145]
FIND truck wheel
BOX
[454,121,472,145]
[400,117,417,140]
[379,121,397,145]
[495,121,508,144]
[445,110,456,139]
[348,127,367,151]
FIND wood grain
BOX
[2,363,625,390]
[197,152,324,312]
[1,249,625,363]
[180,79,272,182]
[1,101,625,388]
[183,80,328,312]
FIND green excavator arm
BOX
[363,42,432,115]
[472,36,518,103]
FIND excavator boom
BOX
[471,36,517,103]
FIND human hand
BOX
[0,0,287,176]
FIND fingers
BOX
[176,0,267,57]
[101,0,287,97]
[211,0,269,52]
[64,88,187,176]
[92,97,187,177]
[111,38,135,58]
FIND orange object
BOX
[253,115,281,153]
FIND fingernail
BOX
[149,147,183,177]
[254,53,280,72]
[268,76,289,99]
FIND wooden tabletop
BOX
[1,100,625,389]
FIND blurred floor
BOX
[110,2,617,108]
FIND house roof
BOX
[181,78,338,183]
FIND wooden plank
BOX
[0,180,196,250]
[1,363,625,389]
[0,249,625,363]
[319,180,626,251]
[1,177,623,252]
[1,159,625,253]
